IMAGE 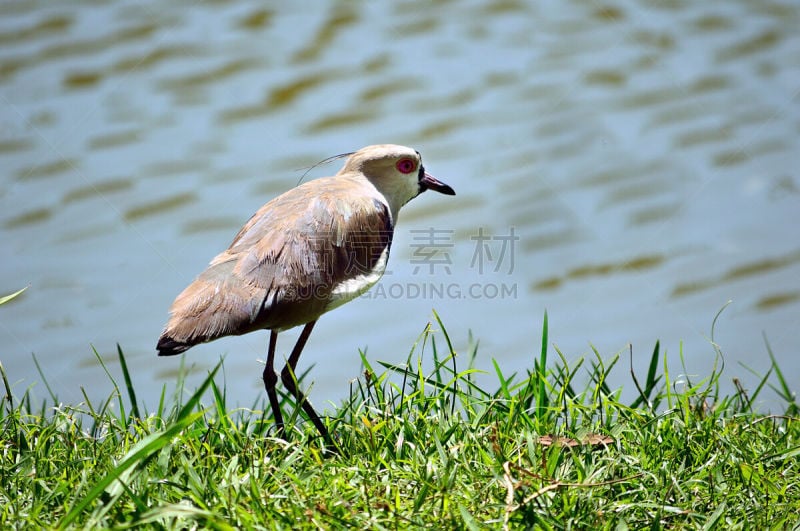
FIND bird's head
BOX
[339,144,455,214]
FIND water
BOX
[2,0,798,412]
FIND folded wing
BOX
[157,179,393,355]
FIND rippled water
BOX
[2,1,798,411]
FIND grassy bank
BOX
[1,311,798,529]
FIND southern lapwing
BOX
[156,144,455,445]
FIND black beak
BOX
[419,171,455,196]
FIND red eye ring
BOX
[396,158,416,174]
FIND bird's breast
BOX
[324,245,389,312]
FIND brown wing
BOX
[157,177,393,355]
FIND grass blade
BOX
[117,344,140,420]
[0,286,28,305]
[537,310,548,422]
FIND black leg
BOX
[262,330,285,438]
[280,321,333,446]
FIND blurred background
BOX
[2,0,798,413]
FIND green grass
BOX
[1,309,799,529]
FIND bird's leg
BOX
[262,330,285,439]
[280,321,334,447]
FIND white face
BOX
[344,144,424,213]
[340,144,454,219]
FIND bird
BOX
[156,144,455,446]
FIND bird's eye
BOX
[396,158,416,174]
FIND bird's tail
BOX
[156,257,264,356]
[156,335,194,356]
